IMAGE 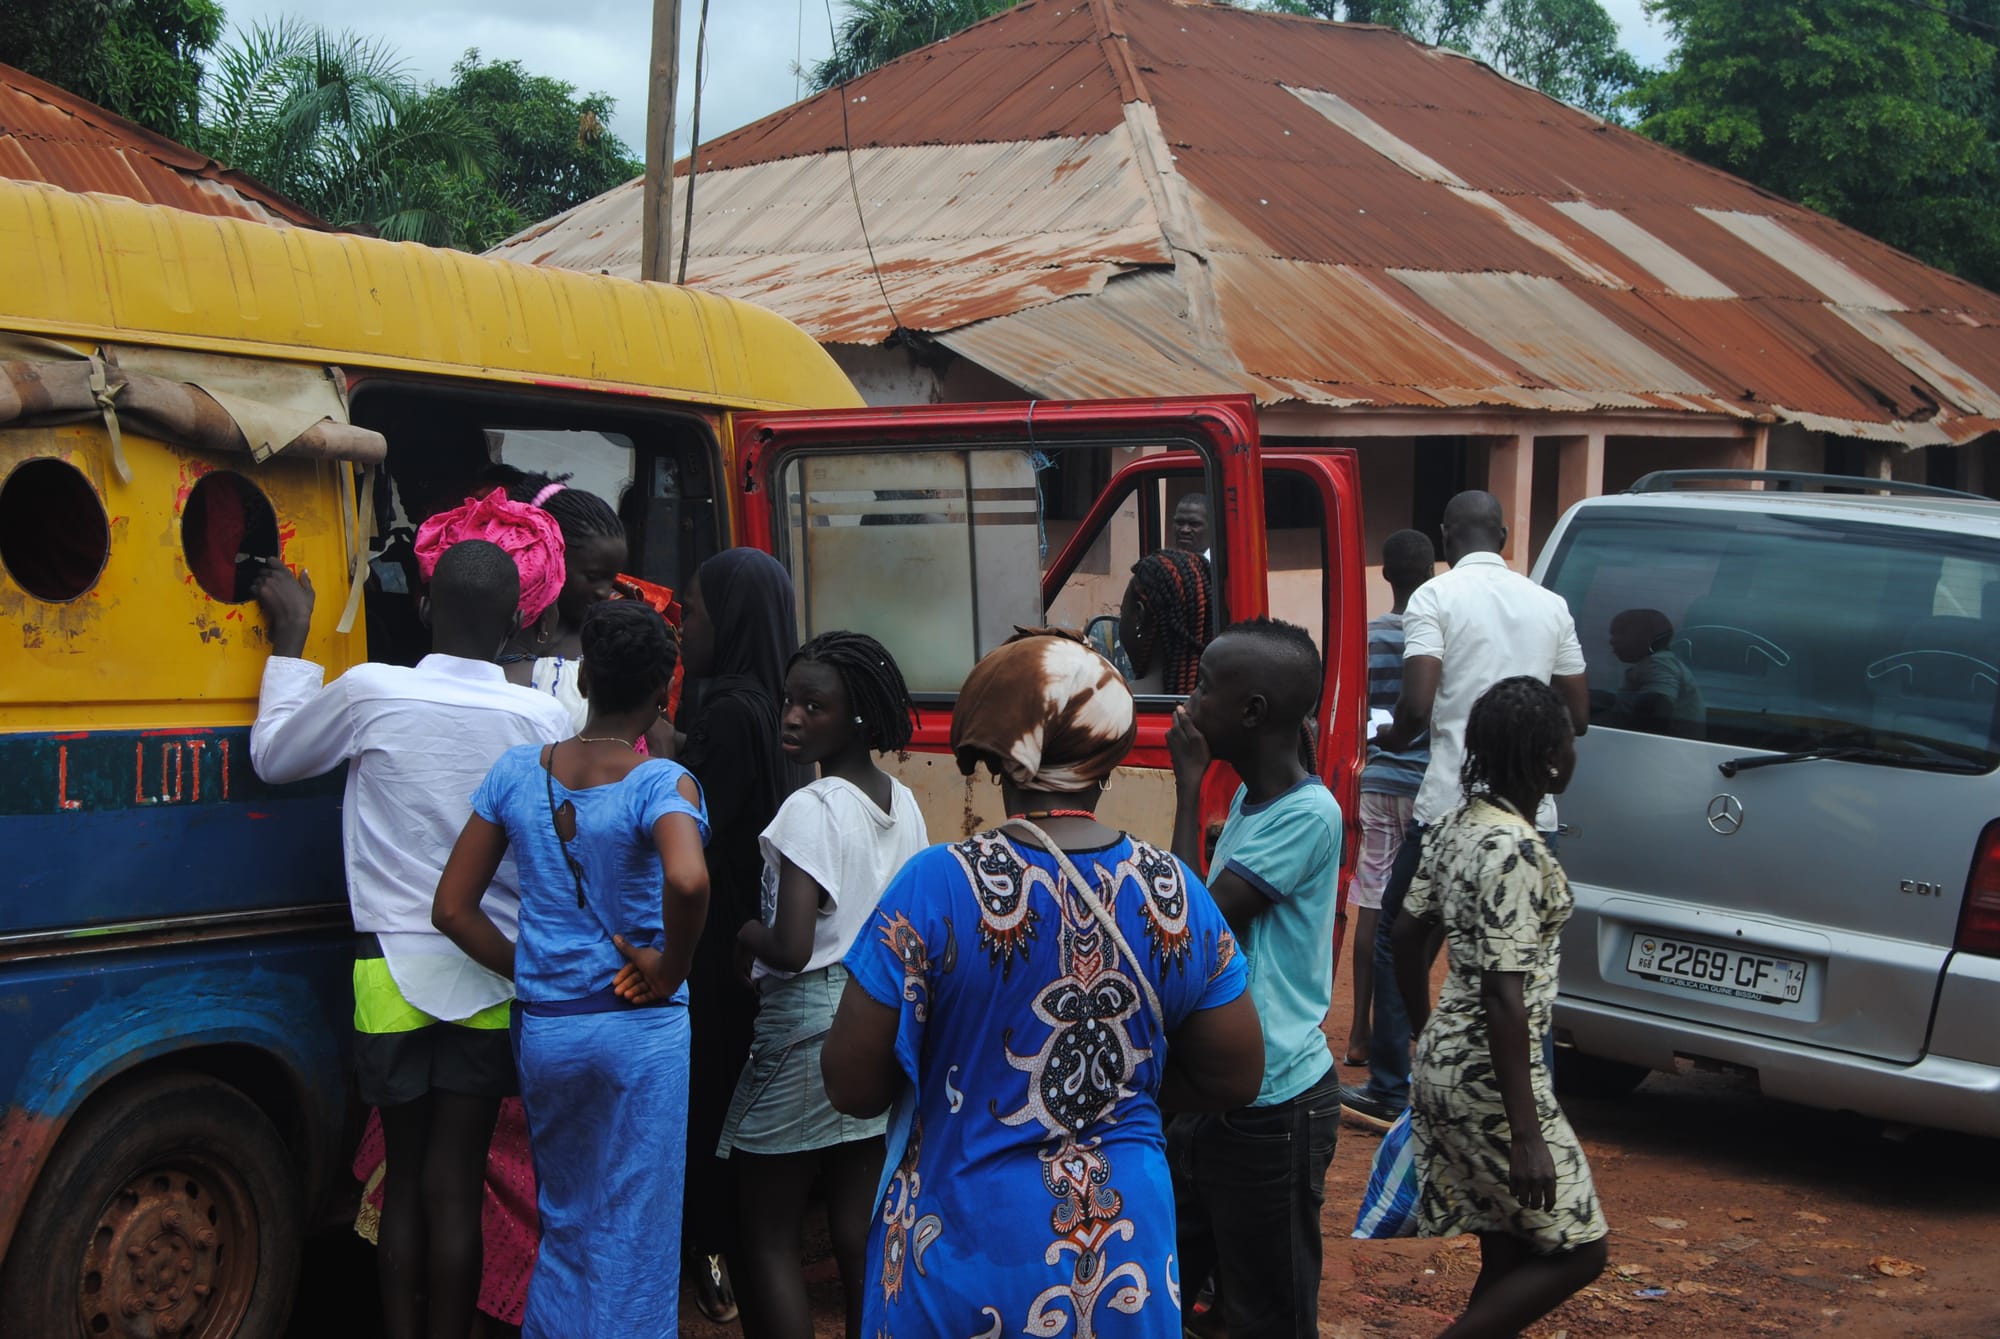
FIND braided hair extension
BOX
[1459,675,1570,812]
[578,600,677,713]
[1126,548,1212,694]
[791,630,918,753]
[506,471,625,547]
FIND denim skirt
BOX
[717,962,888,1156]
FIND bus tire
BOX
[0,1071,302,1339]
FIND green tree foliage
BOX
[809,0,1021,90]
[416,53,641,251]
[1633,0,2000,291]
[1486,0,1641,117]
[1,0,223,140]
[1259,0,1637,118]
[196,20,496,245]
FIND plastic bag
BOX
[1351,1107,1421,1239]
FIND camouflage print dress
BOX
[1406,797,1608,1254]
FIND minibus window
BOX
[182,470,281,603]
[489,428,635,518]
[0,456,109,603]
[1543,511,2000,765]
[778,448,1042,694]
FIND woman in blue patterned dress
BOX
[821,629,1265,1339]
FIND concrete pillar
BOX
[1486,433,1534,571]
[1554,433,1605,517]
[1727,425,1769,475]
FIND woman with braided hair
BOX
[434,599,710,1338]
[1390,676,1608,1338]
[1119,546,1213,694]
[720,630,929,1339]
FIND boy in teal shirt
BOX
[1168,617,1344,1339]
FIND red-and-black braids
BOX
[1127,548,1213,694]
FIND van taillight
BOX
[1955,821,2000,957]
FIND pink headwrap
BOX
[413,490,567,623]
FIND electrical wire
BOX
[823,0,904,337]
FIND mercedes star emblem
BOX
[1707,793,1745,835]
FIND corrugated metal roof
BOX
[491,0,2000,445]
[0,62,319,226]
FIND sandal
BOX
[692,1251,738,1324]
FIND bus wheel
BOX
[0,1072,302,1338]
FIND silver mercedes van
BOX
[1533,471,2000,1136]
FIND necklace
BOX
[576,733,639,748]
[1010,809,1098,821]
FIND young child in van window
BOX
[1602,608,1706,739]
[718,631,929,1339]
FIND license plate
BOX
[1626,934,1806,1003]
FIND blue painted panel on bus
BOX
[0,728,344,935]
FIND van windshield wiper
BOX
[1719,742,1988,777]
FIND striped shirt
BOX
[1360,612,1429,797]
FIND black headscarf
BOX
[698,548,800,711]
[676,548,812,907]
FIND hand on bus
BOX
[611,933,681,1004]
[251,564,316,659]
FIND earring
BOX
[1547,765,1560,777]
[854,715,865,726]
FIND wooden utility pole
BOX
[640,0,683,283]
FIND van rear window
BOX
[1542,510,2000,768]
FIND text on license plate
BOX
[1626,934,1806,1003]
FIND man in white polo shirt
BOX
[1340,490,1589,1129]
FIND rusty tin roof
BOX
[0,63,319,227]
[489,0,2000,444]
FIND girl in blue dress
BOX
[434,601,710,1339]
[820,629,1267,1339]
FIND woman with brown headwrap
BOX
[820,629,1264,1339]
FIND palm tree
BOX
[809,0,1022,90]
[197,20,496,246]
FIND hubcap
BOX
[81,1163,253,1338]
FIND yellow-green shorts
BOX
[352,952,516,1107]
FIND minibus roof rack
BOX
[1626,469,1985,501]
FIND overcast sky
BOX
[213,0,1674,158]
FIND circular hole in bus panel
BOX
[182,470,281,603]
[0,457,111,602]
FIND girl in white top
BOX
[718,631,928,1339]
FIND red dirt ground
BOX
[677,949,2000,1339]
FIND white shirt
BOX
[250,654,572,1020]
[755,776,929,980]
[529,655,590,732]
[1402,551,1586,829]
